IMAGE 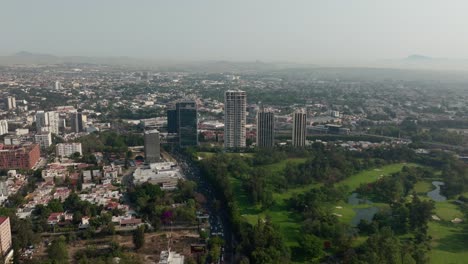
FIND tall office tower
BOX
[292,110,307,147]
[35,111,49,132]
[144,130,161,163]
[256,109,275,148]
[55,81,61,90]
[0,216,12,259]
[167,109,178,133]
[47,111,60,134]
[176,101,198,147]
[5,96,16,110]
[70,112,86,133]
[224,90,247,148]
[0,120,8,136]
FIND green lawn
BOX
[260,157,307,174]
[414,180,433,195]
[414,180,468,263]
[231,159,468,263]
[429,221,468,264]
[234,162,415,247]
[197,152,254,159]
[336,163,418,193]
[434,201,464,221]
[231,157,310,249]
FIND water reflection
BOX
[427,181,447,202]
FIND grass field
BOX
[228,157,467,263]
[336,163,418,193]
[231,157,310,248]
[234,162,414,247]
[197,152,254,159]
[260,157,307,174]
[413,179,468,263]
[429,221,468,264]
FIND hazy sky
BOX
[2,0,468,63]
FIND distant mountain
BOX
[0,51,151,66]
[404,54,433,61]
[374,54,468,71]
[0,51,307,72]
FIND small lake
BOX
[351,207,379,226]
[427,181,447,202]
[348,193,379,226]
[348,192,372,205]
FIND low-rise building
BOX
[56,143,83,157]
[34,132,52,148]
[47,212,73,226]
[133,162,182,190]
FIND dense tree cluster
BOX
[76,131,143,155]
[128,181,198,229]
[356,166,433,203]
[196,146,465,263]
[238,218,290,264]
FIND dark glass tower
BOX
[70,112,85,133]
[176,101,198,147]
[167,109,178,133]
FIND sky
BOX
[1,0,468,63]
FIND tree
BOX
[48,199,64,212]
[102,222,116,236]
[47,236,69,264]
[133,225,145,250]
[300,234,324,261]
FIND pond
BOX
[427,181,447,202]
[351,207,379,226]
[348,193,379,226]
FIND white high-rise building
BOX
[47,111,60,134]
[35,111,49,132]
[224,90,247,148]
[56,143,83,157]
[5,96,16,110]
[55,81,62,90]
[35,111,60,134]
[292,110,307,147]
[0,120,8,136]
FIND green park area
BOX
[411,178,468,264]
[228,157,467,263]
[232,161,416,247]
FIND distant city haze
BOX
[2,0,468,64]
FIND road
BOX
[170,150,234,264]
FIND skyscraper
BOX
[36,111,60,134]
[47,111,60,134]
[5,97,16,110]
[292,110,307,147]
[176,101,198,147]
[256,108,275,148]
[144,130,161,163]
[167,109,178,133]
[35,111,49,132]
[224,90,246,148]
[0,120,8,136]
[55,81,62,90]
[70,112,86,133]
